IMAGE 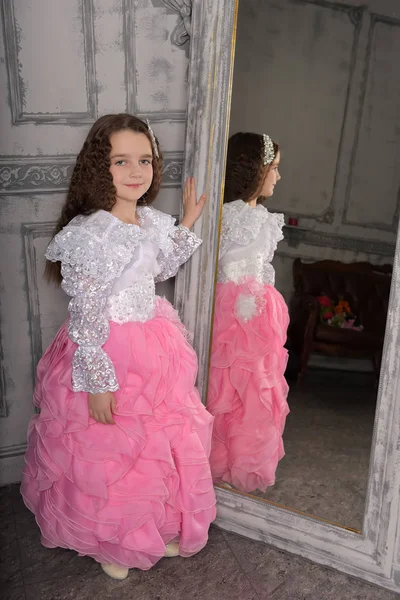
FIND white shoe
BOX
[164,542,180,557]
[221,482,233,490]
[101,563,129,580]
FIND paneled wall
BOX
[0,0,190,484]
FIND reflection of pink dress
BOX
[208,200,289,493]
[21,208,216,570]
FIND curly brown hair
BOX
[45,113,163,285]
[223,132,279,204]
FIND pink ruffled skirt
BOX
[21,298,216,569]
[208,279,290,494]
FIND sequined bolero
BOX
[46,207,201,395]
[217,200,284,286]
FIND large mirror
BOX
[178,0,400,593]
[205,0,397,534]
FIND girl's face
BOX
[109,130,153,206]
[260,150,281,198]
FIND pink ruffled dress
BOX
[21,207,216,570]
[208,200,289,493]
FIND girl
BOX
[207,132,289,494]
[21,114,216,580]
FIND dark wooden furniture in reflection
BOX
[289,259,392,381]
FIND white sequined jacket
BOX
[46,207,201,395]
[218,199,284,287]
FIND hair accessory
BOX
[262,133,275,165]
[145,118,159,158]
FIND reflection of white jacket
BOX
[218,199,284,286]
[46,207,201,395]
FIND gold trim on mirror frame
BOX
[216,483,361,535]
[205,0,239,407]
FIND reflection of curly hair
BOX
[223,132,279,204]
[45,114,163,285]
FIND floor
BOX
[2,484,399,600]
[249,368,377,531]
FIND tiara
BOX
[262,133,275,165]
[145,118,159,158]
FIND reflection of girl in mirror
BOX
[207,132,289,494]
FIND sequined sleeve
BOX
[67,295,118,394]
[155,224,202,282]
[45,218,134,394]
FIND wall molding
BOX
[21,223,55,389]
[0,156,74,195]
[0,442,27,459]
[297,0,364,26]
[124,0,187,123]
[136,111,188,123]
[0,317,6,418]
[1,0,188,126]
[162,152,184,186]
[0,152,184,195]
[160,0,191,47]
[342,12,400,233]
[1,0,97,125]
[279,0,365,225]
[283,226,396,257]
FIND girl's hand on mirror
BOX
[181,177,207,230]
[88,392,116,424]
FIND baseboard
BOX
[0,453,25,485]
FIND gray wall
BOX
[2,0,398,485]
[229,0,399,301]
[0,0,190,484]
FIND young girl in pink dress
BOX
[21,114,216,580]
[208,132,289,494]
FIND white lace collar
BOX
[219,200,284,258]
[98,206,159,229]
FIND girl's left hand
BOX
[180,177,207,230]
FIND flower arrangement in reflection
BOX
[316,295,363,331]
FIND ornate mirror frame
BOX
[173,0,400,593]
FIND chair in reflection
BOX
[289,259,392,381]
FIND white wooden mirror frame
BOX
[174,0,400,593]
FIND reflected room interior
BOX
[208,0,398,532]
